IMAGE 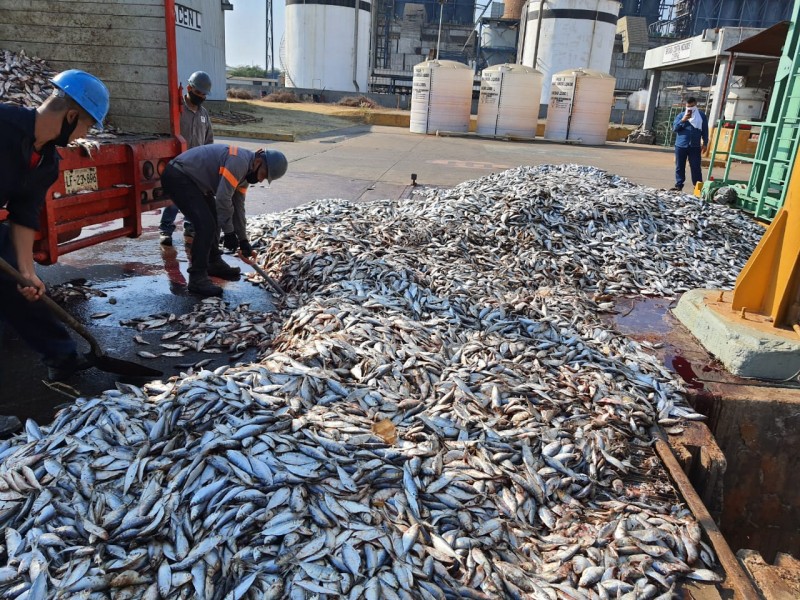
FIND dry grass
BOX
[263,91,301,103]
[337,95,378,109]
[227,88,255,100]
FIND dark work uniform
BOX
[672,109,709,190]
[0,104,77,365]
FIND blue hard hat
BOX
[263,149,288,183]
[50,70,110,130]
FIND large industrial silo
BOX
[284,0,371,92]
[518,0,620,106]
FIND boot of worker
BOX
[207,258,240,281]
[0,415,21,438]
[183,220,195,242]
[45,352,92,382]
[188,274,223,297]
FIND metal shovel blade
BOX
[91,354,163,377]
[0,257,162,378]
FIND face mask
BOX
[246,171,259,184]
[53,114,79,147]
[189,91,206,106]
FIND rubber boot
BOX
[188,275,223,297]
[0,415,21,438]
[207,259,241,281]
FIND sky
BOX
[225,1,286,70]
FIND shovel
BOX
[0,257,163,378]
[236,251,286,299]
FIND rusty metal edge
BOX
[649,425,763,600]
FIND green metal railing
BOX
[702,0,800,221]
[705,120,797,221]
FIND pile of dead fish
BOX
[49,279,107,305]
[121,298,279,363]
[0,49,55,107]
[0,48,123,137]
[0,165,756,599]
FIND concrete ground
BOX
[0,125,752,427]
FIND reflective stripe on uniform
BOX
[236,186,247,195]
[229,146,239,156]
[219,167,238,187]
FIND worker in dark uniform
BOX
[0,70,110,400]
[159,71,214,246]
[671,97,709,192]
[160,144,288,296]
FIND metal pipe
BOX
[436,0,444,59]
[532,0,545,69]
[353,0,360,91]
[516,0,529,65]
[164,0,181,140]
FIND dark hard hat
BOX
[263,149,288,183]
[188,71,212,95]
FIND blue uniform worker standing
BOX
[159,71,214,246]
[0,70,110,384]
[671,97,709,192]
[160,144,288,296]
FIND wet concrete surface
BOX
[0,126,754,430]
[610,295,735,396]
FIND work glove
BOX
[222,232,239,252]
[239,239,254,257]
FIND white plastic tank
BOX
[477,64,543,138]
[518,0,620,105]
[410,60,474,134]
[284,0,371,92]
[544,68,615,145]
[724,88,767,121]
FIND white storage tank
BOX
[518,0,620,105]
[410,60,474,134]
[544,68,615,145]
[477,64,543,138]
[724,88,767,121]
[284,0,371,92]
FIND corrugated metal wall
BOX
[0,0,172,133]
[174,0,227,101]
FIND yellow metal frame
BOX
[732,146,800,327]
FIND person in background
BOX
[160,144,288,296]
[159,70,214,246]
[671,97,709,192]
[0,70,109,396]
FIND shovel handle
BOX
[0,256,103,355]
[236,251,286,297]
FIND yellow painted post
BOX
[732,145,800,327]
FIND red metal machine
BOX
[0,0,185,265]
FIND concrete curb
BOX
[673,288,800,379]
[213,128,295,142]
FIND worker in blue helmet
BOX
[0,69,110,405]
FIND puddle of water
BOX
[612,296,674,336]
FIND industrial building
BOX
[174,0,230,101]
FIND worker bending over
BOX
[160,144,288,296]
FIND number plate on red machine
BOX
[63,167,98,195]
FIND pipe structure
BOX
[352,0,360,91]
[532,0,545,70]
[436,0,444,59]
